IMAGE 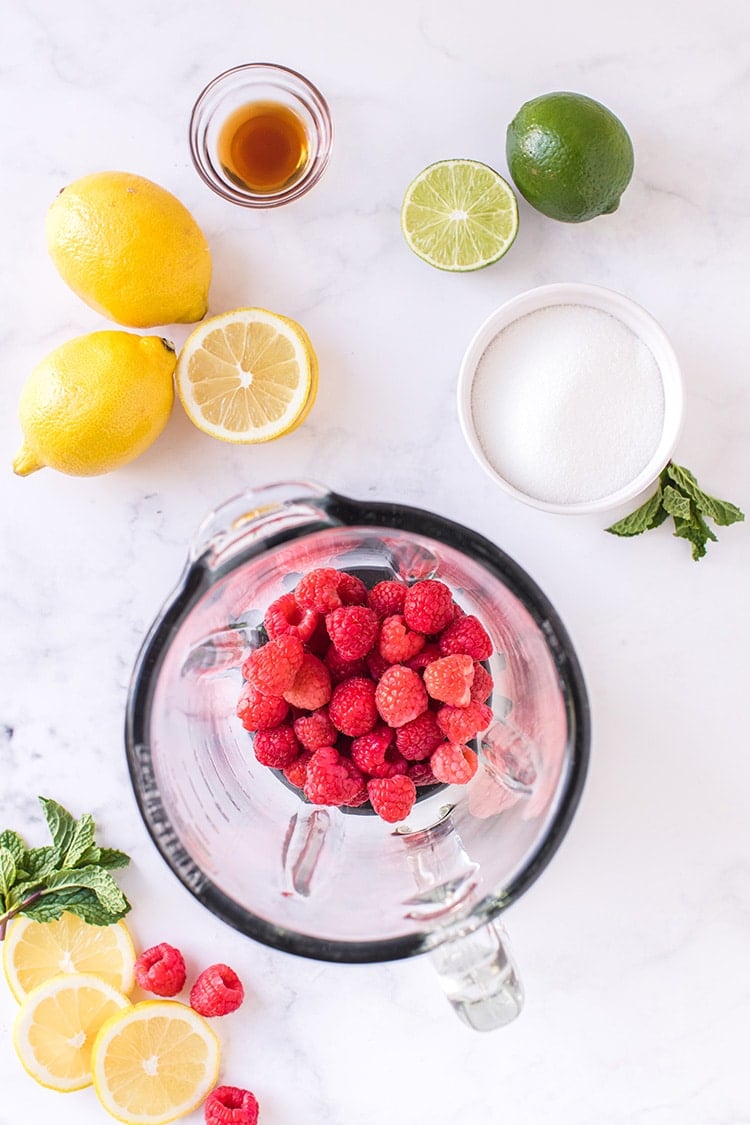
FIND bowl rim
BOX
[457,282,685,515]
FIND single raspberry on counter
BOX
[253,724,300,768]
[304,746,361,805]
[436,700,493,744]
[378,615,425,664]
[134,943,186,997]
[350,725,393,774]
[326,605,379,660]
[407,759,439,787]
[375,665,428,728]
[264,592,319,644]
[367,579,408,618]
[241,634,305,697]
[403,579,454,634]
[204,1085,259,1125]
[367,775,417,823]
[438,614,494,661]
[423,654,475,707]
[293,708,338,751]
[336,572,368,606]
[283,653,332,710]
[283,750,313,789]
[324,644,368,684]
[430,742,479,785]
[190,963,245,1017]
[329,676,379,737]
[236,682,289,732]
[404,642,441,672]
[295,567,343,613]
[470,662,494,703]
[395,710,444,760]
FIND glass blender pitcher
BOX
[125,482,589,1030]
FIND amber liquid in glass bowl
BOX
[217,101,310,193]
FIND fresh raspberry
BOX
[190,963,245,1017]
[350,725,393,774]
[283,750,313,789]
[407,759,439,787]
[436,700,493,743]
[264,592,320,644]
[366,649,391,681]
[367,775,417,823]
[283,653,332,710]
[430,742,479,785]
[404,642,441,671]
[134,943,186,997]
[470,662,494,703]
[305,613,331,656]
[438,614,493,661]
[329,677,379,737]
[326,605,379,660]
[375,665,428,728]
[395,710,444,761]
[378,615,425,664]
[324,645,368,684]
[293,708,338,751]
[241,635,304,696]
[372,750,409,779]
[304,746,361,805]
[423,654,475,707]
[403,579,454,634]
[295,567,343,613]
[236,682,289,731]
[204,1085,259,1125]
[340,757,369,806]
[367,580,407,618]
[253,724,300,768]
[336,572,368,606]
[451,601,466,620]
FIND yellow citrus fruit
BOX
[91,1000,221,1125]
[175,307,318,443]
[13,330,176,477]
[13,973,131,1092]
[46,171,212,328]
[3,912,135,1002]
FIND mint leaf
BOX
[672,513,717,561]
[44,865,129,915]
[24,846,61,881]
[23,886,130,927]
[605,485,666,538]
[96,848,131,871]
[0,830,27,869]
[0,847,16,906]
[39,797,78,857]
[62,812,96,869]
[661,485,692,520]
[666,463,745,527]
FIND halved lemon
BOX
[3,912,135,1002]
[91,1000,220,1125]
[13,973,131,1091]
[175,307,318,443]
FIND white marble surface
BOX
[2,1,749,1122]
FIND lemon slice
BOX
[91,1000,220,1125]
[401,159,518,271]
[14,973,131,1091]
[3,912,135,1002]
[175,307,318,443]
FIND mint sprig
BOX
[606,462,744,560]
[0,798,131,940]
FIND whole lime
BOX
[506,92,634,222]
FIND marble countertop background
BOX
[1,1,748,1122]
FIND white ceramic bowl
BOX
[457,282,684,515]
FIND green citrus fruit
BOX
[506,92,634,223]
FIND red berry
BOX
[340,757,369,806]
[407,759,439,787]
[329,677,379,737]
[366,648,391,681]
[253,724,300,767]
[470,662,494,703]
[305,613,331,656]
[236,682,289,731]
[336,572,368,606]
[283,653,332,710]
[367,580,408,618]
[293,708,338,751]
[403,579,454,634]
[295,567,342,613]
[324,645,368,684]
[283,750,313,789]
[264,592,320,644]
[326,605,379,660]
[241,635,304,696]
[134,943,186,997]
[367,775,417,823]
[378,615,425,664]
[395,710,444,760]
[423,654,475,707]
[350,725,393,774]
[375,664,428,728]
[404,642,441,672]
[304,746,361,805]
[430,742,479,785]
[436,700,493,743]
[438,615,493,661]
[190,963,244,1017]
[204,1085,259,1125]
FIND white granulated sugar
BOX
[471,304,665,505]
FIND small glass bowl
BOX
[189,63,333,208]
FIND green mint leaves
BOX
[606,462,744,560]
[0,798,131,940]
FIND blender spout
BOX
[431,918,524,1031]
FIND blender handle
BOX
[430,918,524,1031]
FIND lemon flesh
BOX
[401,159,518,271]
[176,307,317,443]
[506,91,634,222]
[46,171,212,328]
[3,913,135,1002]
[13,330,176,477]
[91,1000,220,1125]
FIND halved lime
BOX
[400,159,518,271]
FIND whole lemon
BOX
[46,171,212,328]
[13,331,176,477]
[506,92,634,223]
